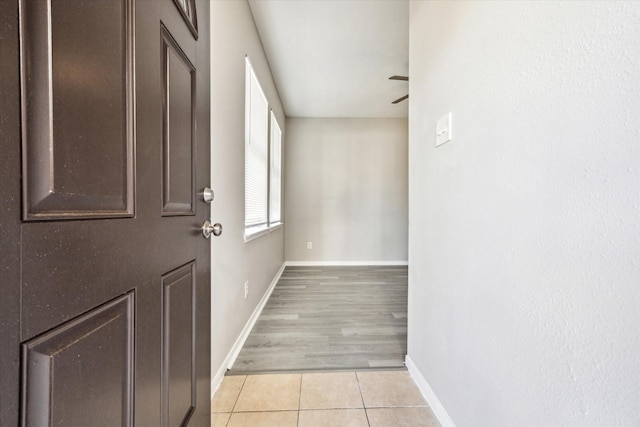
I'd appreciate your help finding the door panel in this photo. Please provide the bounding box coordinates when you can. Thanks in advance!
[21,294,135,427]
[162,262,196,426]
[162,26,196,216]
[0,0,211,425]
[20,0,134,220]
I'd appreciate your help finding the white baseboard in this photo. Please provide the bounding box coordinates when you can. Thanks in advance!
[285,260,408,266]
[211,262,286,398]
[405,355,456,427]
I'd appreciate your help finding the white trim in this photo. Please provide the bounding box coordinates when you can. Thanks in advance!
[244,226,270,242]
[285,260,408,267]
[268,222,283,232]
[405,355,456,427]
[211,262,286,398]
[244,223,284,243]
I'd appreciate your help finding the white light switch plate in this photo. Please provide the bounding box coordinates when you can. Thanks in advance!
[436,112,452,147]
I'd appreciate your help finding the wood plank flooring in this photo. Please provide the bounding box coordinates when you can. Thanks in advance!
[229,266,408,374]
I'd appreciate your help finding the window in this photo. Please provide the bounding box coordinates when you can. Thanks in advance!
[269,112,282,226]
[244,58,283,240]
[245,58,269,234]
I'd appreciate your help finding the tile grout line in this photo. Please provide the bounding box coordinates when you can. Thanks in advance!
[355,371,372,427]
[297,373,303,426]
[227,374,247,424]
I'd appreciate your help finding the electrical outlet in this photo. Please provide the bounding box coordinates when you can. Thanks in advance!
[307,242,312,250]
[244,281,249,299]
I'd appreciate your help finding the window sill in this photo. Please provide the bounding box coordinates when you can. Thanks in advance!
[244,223,283,243]
[269,222,283,232]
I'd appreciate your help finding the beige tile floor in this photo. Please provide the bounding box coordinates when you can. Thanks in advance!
[211,370,441,427]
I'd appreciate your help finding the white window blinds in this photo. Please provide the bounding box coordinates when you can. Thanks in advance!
[245,59,269,229]
[269,112,282,225]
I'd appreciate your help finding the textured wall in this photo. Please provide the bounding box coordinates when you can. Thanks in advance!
[285,118,408,263]
[209,0,285,386]
[408,1,640,425]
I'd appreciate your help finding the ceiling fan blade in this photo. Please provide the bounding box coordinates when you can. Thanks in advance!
[392,94,409,104]
[389,75,409,81]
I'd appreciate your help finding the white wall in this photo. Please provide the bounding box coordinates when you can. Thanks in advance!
[408,2,640,426]
[285,118,408,263]
[210,0,285,387]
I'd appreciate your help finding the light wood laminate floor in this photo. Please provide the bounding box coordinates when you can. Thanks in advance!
[229,266,407,374]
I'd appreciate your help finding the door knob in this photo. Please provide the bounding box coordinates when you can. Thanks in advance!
[202,220,222,238]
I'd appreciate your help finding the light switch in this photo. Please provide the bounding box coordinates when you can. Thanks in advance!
[436,112,452,147]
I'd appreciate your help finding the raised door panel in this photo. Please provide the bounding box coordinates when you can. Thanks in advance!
[21,294,134,427]
[172,0,198,39]
[161,262,196,426]
[20,0,134,220]
[161,26,196,216]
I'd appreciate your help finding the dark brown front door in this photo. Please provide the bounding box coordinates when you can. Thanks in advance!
[0,0,211,425]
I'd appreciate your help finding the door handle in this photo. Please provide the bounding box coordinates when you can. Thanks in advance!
[202,220,222,238]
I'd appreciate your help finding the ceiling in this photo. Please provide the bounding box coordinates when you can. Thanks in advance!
[248,0,409,119]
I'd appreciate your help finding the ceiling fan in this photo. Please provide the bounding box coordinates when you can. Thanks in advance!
[389,75,408,104]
